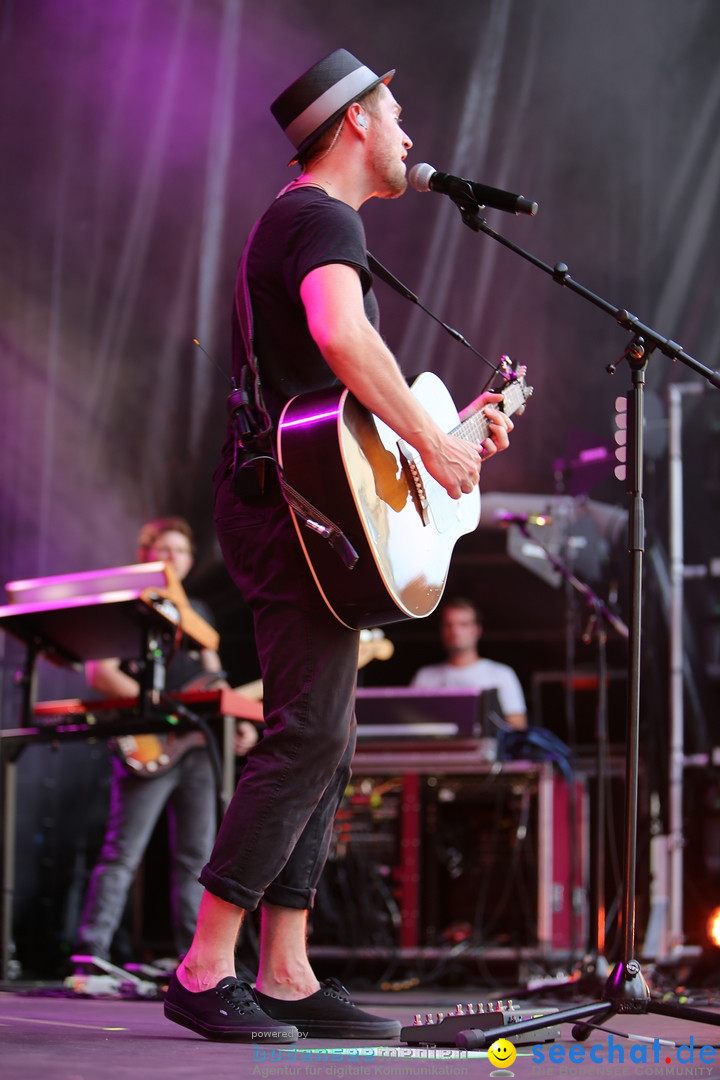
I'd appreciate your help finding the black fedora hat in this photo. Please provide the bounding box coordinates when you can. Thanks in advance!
[271,48,394,165]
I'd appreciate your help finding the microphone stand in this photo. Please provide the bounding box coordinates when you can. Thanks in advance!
[438,188,720,1048]
[515,518,628,993]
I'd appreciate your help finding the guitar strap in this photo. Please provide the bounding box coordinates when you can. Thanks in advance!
[231,219,359,569]
[227,220,275,497]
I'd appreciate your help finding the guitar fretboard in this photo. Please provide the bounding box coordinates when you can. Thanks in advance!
[452,380,528,444]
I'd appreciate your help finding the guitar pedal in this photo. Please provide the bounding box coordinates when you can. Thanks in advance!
[400,1000,560,1047]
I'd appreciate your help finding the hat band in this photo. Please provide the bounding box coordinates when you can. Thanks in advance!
[284,65,379,149]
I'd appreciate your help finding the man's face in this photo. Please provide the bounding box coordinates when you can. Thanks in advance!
[145,529,194,582]
[440,607,481,657]
[365,84,412,198]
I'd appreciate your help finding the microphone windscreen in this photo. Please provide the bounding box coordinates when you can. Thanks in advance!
[408,162,436,192]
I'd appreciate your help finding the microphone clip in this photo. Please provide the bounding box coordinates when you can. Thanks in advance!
[443,177,483,219]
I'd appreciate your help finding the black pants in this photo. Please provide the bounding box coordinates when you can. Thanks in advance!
[201,473,359,911]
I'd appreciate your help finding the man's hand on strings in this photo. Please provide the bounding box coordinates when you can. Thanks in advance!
[458,391,514,460]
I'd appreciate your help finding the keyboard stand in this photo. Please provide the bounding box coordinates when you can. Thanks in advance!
[0,588,197,983]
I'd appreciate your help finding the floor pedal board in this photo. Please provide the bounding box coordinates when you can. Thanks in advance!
[401,999,561,1047]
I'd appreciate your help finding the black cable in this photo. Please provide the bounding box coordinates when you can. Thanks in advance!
[157,696,224,808]
[367,253,500,391]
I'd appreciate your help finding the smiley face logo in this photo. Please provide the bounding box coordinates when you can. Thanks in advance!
[487,1037,517,1070]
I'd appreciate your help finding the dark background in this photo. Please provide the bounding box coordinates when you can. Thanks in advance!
[2,0,720,975]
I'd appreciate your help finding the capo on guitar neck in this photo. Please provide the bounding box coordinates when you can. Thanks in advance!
[497,354,528,386]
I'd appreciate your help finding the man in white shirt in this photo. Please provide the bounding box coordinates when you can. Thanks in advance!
[411,597,527,730]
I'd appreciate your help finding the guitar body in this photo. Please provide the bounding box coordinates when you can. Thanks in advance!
[114,730,207,777]
[277,372,481,629]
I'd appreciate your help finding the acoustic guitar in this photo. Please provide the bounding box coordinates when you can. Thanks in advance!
[277,367,531,629]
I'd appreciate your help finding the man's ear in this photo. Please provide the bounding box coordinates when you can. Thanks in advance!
[347,103,369,135]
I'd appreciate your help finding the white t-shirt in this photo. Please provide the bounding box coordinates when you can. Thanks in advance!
[410,658,526,717]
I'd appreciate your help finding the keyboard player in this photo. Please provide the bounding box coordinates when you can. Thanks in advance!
[411,597,527,731]
[73,516,258,967]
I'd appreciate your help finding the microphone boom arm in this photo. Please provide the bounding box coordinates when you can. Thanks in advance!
[460,212,720,384]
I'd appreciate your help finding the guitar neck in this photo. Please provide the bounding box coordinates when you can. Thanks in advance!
[454,411,491,445]
[453,381,527,445]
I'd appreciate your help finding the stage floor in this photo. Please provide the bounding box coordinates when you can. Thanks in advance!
[2,984,720,1079]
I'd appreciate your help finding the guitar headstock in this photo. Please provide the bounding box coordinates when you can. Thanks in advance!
[358,628,395,669]
[497,355,533,418]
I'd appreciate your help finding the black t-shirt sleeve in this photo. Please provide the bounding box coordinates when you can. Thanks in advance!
[282,196,373,302]
[187,597,217,630]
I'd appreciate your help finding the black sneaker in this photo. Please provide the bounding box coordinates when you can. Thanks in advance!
[164,973,298,1042]
[253,978,401,1040]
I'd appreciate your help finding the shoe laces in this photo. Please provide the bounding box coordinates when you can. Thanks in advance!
[320,977,351,1000]
[216,978,259,1014]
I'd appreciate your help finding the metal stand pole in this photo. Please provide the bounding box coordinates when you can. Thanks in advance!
[666,382,702,954]
[0,638,39,983]
[1,754,17,982]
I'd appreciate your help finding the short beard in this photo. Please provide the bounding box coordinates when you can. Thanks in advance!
[386,173,408,199]
[375,159,408,200]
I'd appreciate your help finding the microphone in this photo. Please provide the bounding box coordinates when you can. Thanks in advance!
[493,510,552,527]
[409,163,538,216]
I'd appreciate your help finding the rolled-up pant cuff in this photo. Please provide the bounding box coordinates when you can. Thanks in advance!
[199,866,264,912]
[199,867,314,912]
[263,883,315,909]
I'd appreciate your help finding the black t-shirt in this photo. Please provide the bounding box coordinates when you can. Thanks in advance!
[231,187,379,432]
[120,597,216,693]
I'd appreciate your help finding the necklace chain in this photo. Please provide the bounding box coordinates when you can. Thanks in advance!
[278,177,330,198]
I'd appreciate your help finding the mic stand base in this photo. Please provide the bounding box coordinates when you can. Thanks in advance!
[457,959,720,1050]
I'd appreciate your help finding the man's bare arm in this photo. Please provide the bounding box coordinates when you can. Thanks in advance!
[85,658,139,698]
[300,264,512,498]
